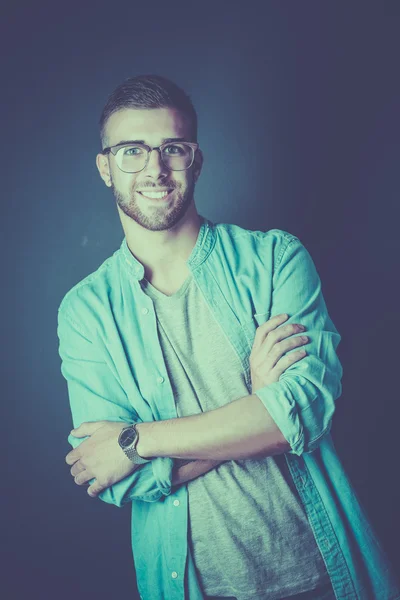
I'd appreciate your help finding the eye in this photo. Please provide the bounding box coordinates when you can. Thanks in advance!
[163,144,184,155]
[123,145,144,156]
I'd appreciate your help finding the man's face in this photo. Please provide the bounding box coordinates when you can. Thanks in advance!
[97,107,203,232]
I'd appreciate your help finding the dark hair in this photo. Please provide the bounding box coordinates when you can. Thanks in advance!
[99,74,198,149]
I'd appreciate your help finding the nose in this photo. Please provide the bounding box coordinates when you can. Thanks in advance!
[142,147,169,177]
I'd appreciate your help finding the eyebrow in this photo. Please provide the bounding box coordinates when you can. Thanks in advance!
[114,137,188,146]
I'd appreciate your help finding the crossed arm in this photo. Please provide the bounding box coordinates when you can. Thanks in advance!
[65,393,290,497]
[61,237,342,503]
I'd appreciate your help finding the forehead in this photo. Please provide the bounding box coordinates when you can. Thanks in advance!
[106,108,191,145]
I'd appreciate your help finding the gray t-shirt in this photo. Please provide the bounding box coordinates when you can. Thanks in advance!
[141,274,330,600]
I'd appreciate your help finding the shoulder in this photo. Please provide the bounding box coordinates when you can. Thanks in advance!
[57,247,121,328]
[213,221,301,268]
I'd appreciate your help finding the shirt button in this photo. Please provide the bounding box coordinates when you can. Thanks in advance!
[157,376,165,384]
[173,499,180,506]
[141,307,149,315]
[171,571,178,579]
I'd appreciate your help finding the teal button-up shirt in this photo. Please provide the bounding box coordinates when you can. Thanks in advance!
[57,217,400,600]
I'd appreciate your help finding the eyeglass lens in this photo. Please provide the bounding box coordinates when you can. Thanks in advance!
[115,143,193,172]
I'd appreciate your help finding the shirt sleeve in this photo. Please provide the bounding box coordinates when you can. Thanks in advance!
[253,235,343,455]
[57,306,174,506]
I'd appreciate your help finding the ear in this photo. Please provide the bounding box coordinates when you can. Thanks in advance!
[96,153,112,187]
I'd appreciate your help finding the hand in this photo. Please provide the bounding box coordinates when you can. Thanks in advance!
[250,313,308,393]
[65,421,142,498]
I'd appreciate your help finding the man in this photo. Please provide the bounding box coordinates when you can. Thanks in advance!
[58,75,400,600]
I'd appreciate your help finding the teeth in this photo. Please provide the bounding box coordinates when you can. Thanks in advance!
[140,191,170,199]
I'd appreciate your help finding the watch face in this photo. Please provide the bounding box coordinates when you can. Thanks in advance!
[120,427,137,448]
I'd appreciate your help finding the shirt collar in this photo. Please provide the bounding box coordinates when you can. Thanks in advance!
[119,215,216,280]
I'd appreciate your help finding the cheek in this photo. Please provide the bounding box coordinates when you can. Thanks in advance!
[129,178,140,193]
[112,169,133,189]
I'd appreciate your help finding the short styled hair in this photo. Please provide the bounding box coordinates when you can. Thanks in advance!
[99,74,198,149]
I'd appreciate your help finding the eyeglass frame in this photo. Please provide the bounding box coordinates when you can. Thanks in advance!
[101,141,200,173]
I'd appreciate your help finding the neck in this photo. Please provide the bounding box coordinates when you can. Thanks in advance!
[121,207,203,280]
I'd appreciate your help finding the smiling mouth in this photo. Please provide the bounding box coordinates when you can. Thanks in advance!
[137,190,173,200]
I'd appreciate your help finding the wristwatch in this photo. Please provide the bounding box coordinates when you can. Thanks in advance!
[118,424,151,464]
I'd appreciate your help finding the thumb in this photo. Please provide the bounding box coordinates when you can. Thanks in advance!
[71,421,104,437]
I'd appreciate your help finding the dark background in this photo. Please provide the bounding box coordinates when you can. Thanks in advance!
[2,1,400,598]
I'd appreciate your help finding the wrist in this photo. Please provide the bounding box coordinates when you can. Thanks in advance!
[135,422,154,459]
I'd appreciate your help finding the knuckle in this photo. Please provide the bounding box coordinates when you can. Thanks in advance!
[266,330,276,344]
[273,313,288,322]
[283,338,295,351]
[273,349,281,359]
[284,323,296,335]
[272,342,280,353]
[296,346,304,354]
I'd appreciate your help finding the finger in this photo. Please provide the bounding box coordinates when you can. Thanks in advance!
[74,470,93,486]
[274,335,309,360]
[272,322,306,345]
[274,336,308,366]
[273,349,307,377]
[254,328,307,370]
[87,480,103,498]
[65,451,80,465]
[252,313,289,350]
[70,461,86,478]
[263,324,306,356]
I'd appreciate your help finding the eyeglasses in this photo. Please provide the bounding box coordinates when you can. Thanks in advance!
[101,141,199,173]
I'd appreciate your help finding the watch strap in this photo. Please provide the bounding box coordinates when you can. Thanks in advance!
[120,424,151,464]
